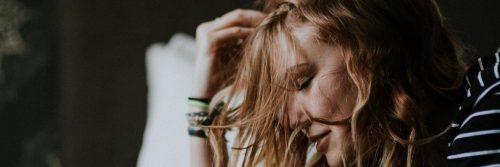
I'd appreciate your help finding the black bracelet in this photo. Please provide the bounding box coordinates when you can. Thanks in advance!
[188,97,211,104]
[188,127,207,138]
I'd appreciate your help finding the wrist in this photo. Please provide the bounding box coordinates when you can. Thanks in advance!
[192,71,217,99]
[190,89,216,99]
[186,97,215,139]
[191,81,218,98]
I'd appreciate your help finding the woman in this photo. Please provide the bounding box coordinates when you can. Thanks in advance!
[186,0,498,166]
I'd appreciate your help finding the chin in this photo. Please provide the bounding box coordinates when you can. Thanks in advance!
[324,145,354,166]
[325,150,343,166]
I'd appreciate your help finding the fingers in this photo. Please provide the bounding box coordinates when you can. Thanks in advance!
[195,9,265,39]
[211,9,266,31]
[211,27,254,46]
[195,9,265,57]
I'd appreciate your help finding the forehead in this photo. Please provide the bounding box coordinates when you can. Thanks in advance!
[274,23,322,67]
[271,22,345,77]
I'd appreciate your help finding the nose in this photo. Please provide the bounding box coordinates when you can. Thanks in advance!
[287,93,312,130]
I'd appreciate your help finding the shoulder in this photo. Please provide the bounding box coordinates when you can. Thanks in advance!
[448,51,500,166]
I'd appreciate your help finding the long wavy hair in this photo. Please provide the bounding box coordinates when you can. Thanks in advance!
[207,0,467,166]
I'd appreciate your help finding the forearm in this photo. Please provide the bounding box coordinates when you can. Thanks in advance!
[188,8,266,166]
[190,137,213,167]
[188,91,214,167]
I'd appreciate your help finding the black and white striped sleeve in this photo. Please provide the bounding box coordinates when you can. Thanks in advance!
[448,52,500,167]
[448,91,500,166]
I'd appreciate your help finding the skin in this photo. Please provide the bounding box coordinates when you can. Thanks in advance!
[192,9,266,167]
[284,23,356,165]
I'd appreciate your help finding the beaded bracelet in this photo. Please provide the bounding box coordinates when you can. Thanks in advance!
[186,99,224,138]
[186,111,210,126]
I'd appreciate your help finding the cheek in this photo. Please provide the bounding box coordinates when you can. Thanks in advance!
[314,74,355,120]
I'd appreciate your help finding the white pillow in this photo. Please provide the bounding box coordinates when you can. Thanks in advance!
[138,33,195,167]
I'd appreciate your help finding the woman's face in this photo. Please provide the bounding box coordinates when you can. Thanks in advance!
[283,23,357,165]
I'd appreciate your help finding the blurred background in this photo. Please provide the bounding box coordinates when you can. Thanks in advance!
[0,0,498,167]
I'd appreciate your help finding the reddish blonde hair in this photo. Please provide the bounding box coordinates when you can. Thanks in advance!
[208,0,466,166]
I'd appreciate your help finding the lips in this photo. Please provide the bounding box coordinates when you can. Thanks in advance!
[308,131,330,152]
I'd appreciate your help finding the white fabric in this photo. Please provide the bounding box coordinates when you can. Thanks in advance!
[138,33,196,167]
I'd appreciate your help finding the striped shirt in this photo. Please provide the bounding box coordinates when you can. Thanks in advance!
[448,51,500,166]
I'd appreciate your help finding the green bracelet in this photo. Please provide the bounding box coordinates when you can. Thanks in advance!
[188,97,211,109]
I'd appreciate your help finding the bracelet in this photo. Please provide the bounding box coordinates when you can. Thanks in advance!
[188,126,207,138]
[186,111,211,126]
[188,97,211,109]
[188,97,211,103]
[186,101,225,138]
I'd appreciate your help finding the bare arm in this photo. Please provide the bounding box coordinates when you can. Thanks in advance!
[189,9,266,167]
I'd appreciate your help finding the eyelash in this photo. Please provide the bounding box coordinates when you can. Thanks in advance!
[298,77,313,91]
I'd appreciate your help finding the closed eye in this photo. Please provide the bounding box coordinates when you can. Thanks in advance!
[284,63,317,91]
[298,77,313,91]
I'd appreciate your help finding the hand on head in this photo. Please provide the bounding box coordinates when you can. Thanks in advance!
[192,9,266,98]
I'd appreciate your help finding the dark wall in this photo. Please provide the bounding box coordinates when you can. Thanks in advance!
[0,0,494,167]
[438,0,500,58]
[0,0,58,167]
[58,0,255,167]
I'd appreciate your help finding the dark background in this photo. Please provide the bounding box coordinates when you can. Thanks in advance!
[0,0,498,167]
[58,0,254,167]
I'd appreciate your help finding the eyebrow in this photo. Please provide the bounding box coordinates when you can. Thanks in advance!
[285,63,315,77]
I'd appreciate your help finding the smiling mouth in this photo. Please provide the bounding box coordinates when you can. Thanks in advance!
[309,131,331,152]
